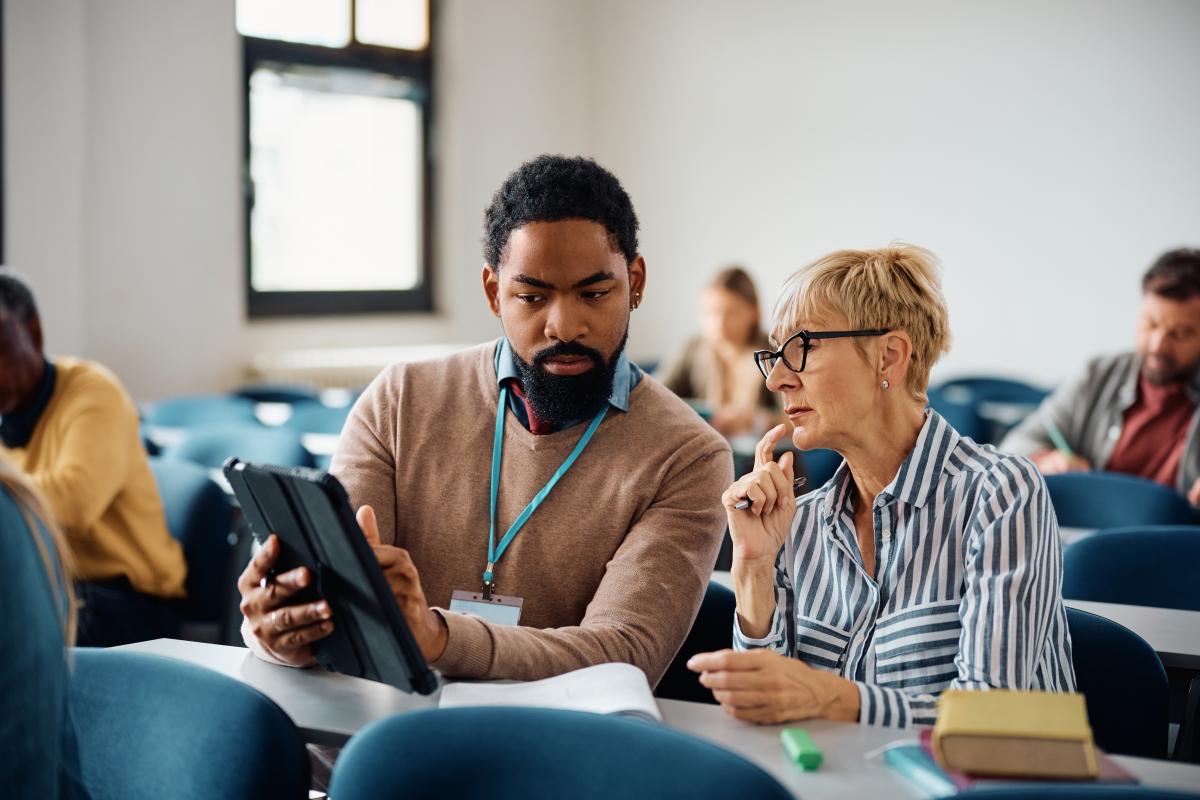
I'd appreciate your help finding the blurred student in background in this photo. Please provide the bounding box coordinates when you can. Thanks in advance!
[0,458,86,798]
[0,268,186,646]
[1002,248,1200,506]
[660,267,778,437]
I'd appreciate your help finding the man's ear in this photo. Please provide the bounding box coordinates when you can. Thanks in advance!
[629,255,647,308]
[482,265,501,317]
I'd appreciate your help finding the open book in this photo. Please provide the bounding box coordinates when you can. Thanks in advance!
[438,662,662,723]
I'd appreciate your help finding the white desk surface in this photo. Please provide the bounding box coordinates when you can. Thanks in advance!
[117,639,1200,797]
[1065,600,1200,671]
[709,572,1200,672]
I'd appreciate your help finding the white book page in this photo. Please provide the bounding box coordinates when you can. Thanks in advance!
[439,662,662,722]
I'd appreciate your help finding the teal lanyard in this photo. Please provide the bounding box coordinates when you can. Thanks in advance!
[485,385,608,594]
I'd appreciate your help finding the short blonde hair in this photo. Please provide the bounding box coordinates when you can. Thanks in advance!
[771,243,951,402]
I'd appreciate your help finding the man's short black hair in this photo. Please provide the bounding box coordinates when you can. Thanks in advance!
[483,155,639,269]
[1143,248,1200,301]
[0,268,40,322]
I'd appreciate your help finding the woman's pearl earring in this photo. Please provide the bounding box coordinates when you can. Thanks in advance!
[881,379,890,390]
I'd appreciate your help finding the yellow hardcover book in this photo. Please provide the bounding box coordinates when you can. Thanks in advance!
[932,690,1099,780]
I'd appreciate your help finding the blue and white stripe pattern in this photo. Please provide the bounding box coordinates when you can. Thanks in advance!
[734,410,1077,727]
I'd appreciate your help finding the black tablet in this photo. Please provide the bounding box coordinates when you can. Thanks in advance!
[223,458,438,695]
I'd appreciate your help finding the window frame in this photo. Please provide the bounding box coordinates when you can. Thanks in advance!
[241,2,435,318]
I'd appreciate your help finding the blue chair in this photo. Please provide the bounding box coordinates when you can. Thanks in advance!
[1067,607,1169,759]
[933,376,1049,407]
[329,707,791,800]
[140,427,162,456]
[958,787,1199,799]
[656,581,736,704]
[148,458,235,631]
[234,383,320,405]
[69,649,308,799]
[1045,473,1199,530]
[927,388,992,443]
[163,424,315,469]
[799,448,843,489]
[142,395,260,428]
[1063,526,1200,612]
[931,378,1048,443]
[282,403,351,435]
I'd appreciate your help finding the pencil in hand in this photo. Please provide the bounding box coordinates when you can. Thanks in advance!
[1041,418,1076,459]
[734,477,808,510]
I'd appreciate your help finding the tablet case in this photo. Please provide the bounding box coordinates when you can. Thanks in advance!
[224,458,438,695]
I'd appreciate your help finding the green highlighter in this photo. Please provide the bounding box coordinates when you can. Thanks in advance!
[780,728,823,771]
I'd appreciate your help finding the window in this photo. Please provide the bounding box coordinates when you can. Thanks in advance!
[239,0,432,317]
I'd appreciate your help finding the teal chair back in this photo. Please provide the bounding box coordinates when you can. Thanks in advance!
[329,707,791,800]
[163,424,314,469]
[69,649,308,800]
[282,403,351,435]
[1063,526,1200,612]
[799,448,843,489]
[148,457,235,624]
[143,395,259,428]
[1045,473,1199,529]
[926,389,991,443]
[656,581,736,703]
[234,383,320,405]
[933,376,1049,407]
[1066,608,1169,759]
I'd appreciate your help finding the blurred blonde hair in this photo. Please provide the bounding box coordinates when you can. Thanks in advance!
[0,456,77,645]
[771,243,951,402]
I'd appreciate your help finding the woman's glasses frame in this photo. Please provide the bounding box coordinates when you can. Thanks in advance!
[753,328,891,379]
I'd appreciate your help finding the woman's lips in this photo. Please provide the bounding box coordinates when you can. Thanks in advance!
[542,356,593,376]
[785,406,812,419]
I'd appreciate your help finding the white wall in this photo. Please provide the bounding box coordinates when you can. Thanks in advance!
[6,0,1200,397]
[3,0,86,355]
[592,0,1200,385]
[6,0,592,400]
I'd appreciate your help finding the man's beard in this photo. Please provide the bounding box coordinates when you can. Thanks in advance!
[513,330,628,427]
[1142,354,1199,386]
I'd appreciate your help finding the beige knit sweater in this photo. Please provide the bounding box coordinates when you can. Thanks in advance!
[330,341,732,684]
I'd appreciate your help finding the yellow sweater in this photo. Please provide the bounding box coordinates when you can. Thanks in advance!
[1,357,186,598]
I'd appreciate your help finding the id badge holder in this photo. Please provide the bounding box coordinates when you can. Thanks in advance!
[449,590,524,626]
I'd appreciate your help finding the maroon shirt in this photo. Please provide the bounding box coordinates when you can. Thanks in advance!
[1105,375,1196,487]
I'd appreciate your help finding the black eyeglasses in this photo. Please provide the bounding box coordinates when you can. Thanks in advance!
[753,328,890,378]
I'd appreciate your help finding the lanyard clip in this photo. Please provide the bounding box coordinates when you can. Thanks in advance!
[482,562,495,600]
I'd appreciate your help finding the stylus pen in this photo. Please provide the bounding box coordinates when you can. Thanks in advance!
[1041,418,1076,460]
[734,477,807,510]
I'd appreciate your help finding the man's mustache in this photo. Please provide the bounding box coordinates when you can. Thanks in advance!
[533,341,605,369]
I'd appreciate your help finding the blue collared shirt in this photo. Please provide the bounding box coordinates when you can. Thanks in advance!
[734,410,1077,728]
[494,337,641,432]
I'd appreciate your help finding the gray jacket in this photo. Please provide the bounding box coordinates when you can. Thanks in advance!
[1000,352,1200,499]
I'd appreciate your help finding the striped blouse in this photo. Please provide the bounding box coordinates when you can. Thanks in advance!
[733,410,1077,727]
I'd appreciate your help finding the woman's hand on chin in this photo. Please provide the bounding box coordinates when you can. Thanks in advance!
[724,423,797,569]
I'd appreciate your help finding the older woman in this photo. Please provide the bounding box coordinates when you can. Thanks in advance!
[688,244,1076,727]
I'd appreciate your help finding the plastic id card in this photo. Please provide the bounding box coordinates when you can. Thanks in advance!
[449,590,524,626]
